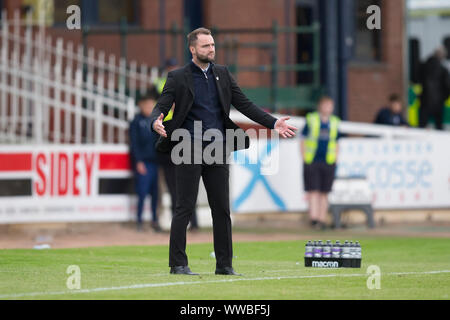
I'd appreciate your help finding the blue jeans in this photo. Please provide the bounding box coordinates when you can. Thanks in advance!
[134,161,159,224]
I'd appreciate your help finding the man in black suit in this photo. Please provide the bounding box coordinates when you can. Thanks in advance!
[150,28,297,276]
[419,47,450,130]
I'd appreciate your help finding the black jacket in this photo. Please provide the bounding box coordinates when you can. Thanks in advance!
[129,113,159,163]
[149,62,278,153]
[420,57,450,111]
[374,107,409,127]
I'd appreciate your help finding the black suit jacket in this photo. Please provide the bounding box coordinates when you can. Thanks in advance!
[149,62,278,153]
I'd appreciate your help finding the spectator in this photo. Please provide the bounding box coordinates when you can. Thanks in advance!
[301,96,341,230]
[129,87,162,232]
[419,47,450,130]
[374,94,409,127]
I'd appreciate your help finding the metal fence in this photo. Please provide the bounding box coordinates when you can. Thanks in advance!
[82,20,322,111]
[0,10,159,145]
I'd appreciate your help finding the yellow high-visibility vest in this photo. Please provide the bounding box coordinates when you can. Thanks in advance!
[154,77,166,95]
[304,112,340,165]
[153,76,173,122]
[164,110,174,122]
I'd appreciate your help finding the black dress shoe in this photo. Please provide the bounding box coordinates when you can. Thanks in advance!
[170,266,199,275]
[215,267,243,276]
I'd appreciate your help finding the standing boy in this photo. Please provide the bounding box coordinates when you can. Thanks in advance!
[129,87,162,232]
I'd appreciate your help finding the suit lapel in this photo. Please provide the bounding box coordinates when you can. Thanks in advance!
[211,65,228,114]
[184,64,195,98]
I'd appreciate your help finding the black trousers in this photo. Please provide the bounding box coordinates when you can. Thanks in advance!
[419,106,444,130]
[169,161,232,268]
[161,163,198,228]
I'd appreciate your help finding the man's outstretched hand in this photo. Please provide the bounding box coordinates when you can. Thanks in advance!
[274,117,298,138]
[152,113,167,138]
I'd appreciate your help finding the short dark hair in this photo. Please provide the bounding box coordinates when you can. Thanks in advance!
[187,27,212,47]
[389,93,400,102]
[318,95,334,106]
[138,86,160,104]
[165,57,178,68]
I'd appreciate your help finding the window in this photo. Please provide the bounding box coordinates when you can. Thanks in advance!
[353,0,382,62]
[409,38,421,83]
[296,4,316,84]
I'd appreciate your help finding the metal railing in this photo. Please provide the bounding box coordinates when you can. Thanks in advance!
[229,110,450,139]
[82,20,322,111]
[0,10,159,145]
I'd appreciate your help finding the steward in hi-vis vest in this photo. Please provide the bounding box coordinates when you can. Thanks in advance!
[303,112,340,165]
[301,96,341,230]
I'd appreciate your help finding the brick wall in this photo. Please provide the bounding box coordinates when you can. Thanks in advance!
[3,0,184,67]
[3,0,406,123]
[347,0,406,123]
[204,0,296,87]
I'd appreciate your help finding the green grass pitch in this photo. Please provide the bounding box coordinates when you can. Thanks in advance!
[0,237,449,300]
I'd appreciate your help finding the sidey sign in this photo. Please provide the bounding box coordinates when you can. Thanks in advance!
[34,152,97,197]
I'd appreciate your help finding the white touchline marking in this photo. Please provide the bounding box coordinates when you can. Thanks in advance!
[0,270,449,299]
